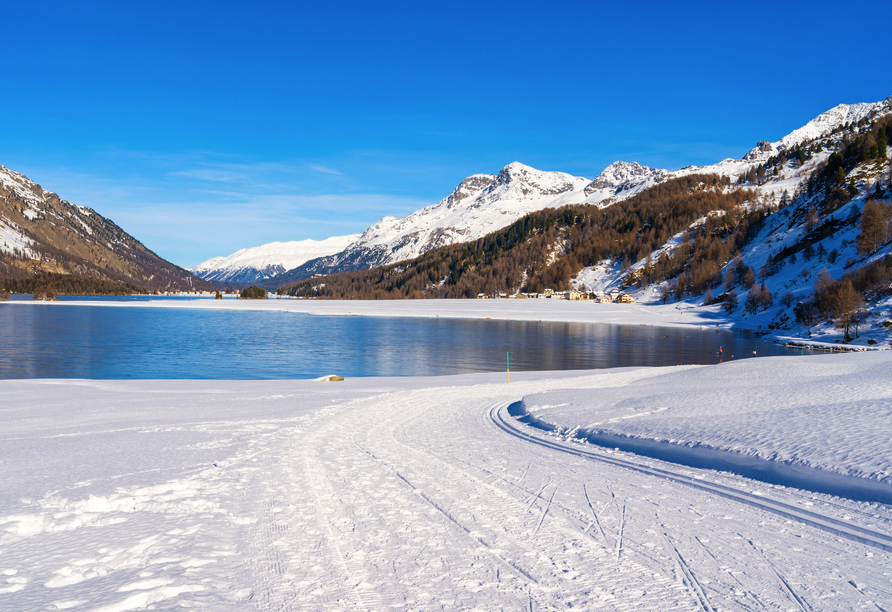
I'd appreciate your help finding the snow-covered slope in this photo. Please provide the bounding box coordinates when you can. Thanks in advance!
[192,235,360,283]
[571,97,892,349]
[342,163,589,265]
[0,164,213,292]
[0,165,51,259]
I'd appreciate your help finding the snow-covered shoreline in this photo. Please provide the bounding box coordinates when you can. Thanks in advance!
[1,296,733,329]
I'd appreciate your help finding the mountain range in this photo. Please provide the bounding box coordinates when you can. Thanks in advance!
[274,96,892,349]
[2,95,889,305]
[192,235,360,284]
[194,97,891,288]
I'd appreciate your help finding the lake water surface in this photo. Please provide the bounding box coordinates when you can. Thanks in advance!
[0,299,814,379]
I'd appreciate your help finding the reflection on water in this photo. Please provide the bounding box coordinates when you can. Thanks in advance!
[0,304,815,379]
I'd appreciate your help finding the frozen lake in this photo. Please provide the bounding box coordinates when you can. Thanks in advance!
[0,299,811,379]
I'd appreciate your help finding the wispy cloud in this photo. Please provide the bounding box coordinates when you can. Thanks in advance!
[14,147,461,267]
[169,168,249,183]
[309,164,342,175]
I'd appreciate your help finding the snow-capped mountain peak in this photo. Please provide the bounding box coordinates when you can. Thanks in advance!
[744,97,892,161]
[215,96,892,291]
[584,161,669,195]
[443,174,496,209]
[340,164,591,261]
[491,161,585,198]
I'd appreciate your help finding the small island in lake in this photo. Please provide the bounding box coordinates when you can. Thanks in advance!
[239,285,267,299]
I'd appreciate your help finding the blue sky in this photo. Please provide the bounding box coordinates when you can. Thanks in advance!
[1,1,890,268]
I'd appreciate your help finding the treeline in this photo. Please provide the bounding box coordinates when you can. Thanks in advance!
[279,174,764,299]
[0,273,148,297]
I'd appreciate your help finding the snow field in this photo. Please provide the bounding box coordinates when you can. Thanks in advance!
[522,352,892,485]
[2,361,892,610]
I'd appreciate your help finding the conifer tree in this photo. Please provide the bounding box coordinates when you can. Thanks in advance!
[835,280,865,339]
[760,283,773,309]
[857,199,889,254]
[723,267,734,292]
[723,290,738,314]
[744,289,760,315]
[836,167,846,186]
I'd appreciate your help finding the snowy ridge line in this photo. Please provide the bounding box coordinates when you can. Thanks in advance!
[490,402,892,553]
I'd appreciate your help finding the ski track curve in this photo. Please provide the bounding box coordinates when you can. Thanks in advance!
[240,383,892,611]
[490,402,892,554]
